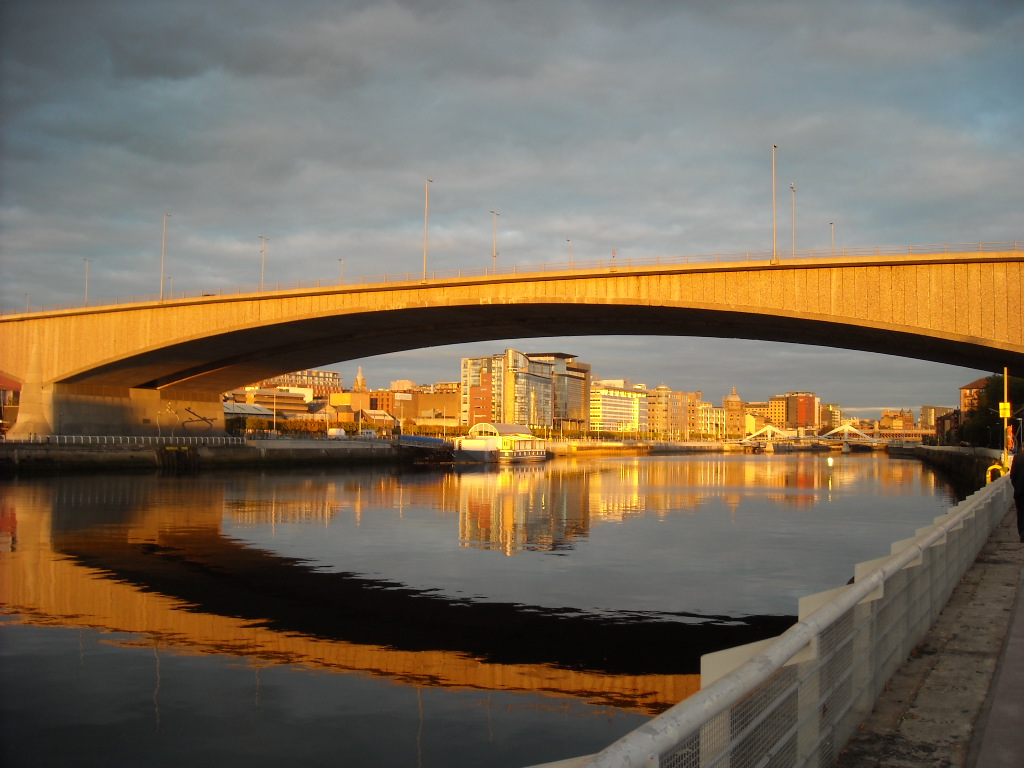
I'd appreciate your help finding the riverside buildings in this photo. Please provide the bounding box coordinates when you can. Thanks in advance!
[219,360,956,445]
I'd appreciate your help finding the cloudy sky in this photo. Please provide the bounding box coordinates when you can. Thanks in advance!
[2,0,1021,416]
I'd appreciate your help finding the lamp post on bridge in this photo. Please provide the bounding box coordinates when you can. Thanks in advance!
[771,144,778,264]
[567,238,573,269]
[338,258,344,285]
[790,182,797,257]
[490,210,500,273]
[258,235,270,291]
[159,212,171,301]
[423,178,433,281]
[831,221,835,256]
[83,258,92,306]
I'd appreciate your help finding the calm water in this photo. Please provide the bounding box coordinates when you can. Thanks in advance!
[0,453,956,767]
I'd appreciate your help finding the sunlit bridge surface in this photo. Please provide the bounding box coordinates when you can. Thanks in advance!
[3,244,1021,438]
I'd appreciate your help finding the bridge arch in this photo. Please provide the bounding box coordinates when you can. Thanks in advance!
[2,249,1022,435]
[59,300,1019,394]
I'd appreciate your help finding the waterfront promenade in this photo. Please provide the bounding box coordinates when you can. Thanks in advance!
[837,507,1023,767]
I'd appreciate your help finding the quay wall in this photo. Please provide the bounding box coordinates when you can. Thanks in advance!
[909,445,1007,491]
[0,439,400,475]
[1,439,1005,486]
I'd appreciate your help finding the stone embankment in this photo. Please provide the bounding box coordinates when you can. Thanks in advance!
[908,444,1010,491]
[2,437,726,474]
[0,438,400,475]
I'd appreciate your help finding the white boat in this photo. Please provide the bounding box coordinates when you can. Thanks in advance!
[498,439,549,463]
[453,423,548,464]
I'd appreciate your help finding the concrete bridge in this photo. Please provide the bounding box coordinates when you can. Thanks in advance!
[2,244,1022,436]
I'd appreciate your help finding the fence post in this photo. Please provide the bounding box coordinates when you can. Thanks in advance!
[797,659,822,767]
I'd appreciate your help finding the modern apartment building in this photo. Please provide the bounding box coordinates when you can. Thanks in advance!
[527,353,591,434]
[590,381,649,434]
[785,391,819,430]
[460,349,558,429]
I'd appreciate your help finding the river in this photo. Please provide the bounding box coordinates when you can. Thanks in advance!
[0,452,957,767]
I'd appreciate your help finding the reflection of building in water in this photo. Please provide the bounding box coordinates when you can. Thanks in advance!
[456,466,591,554]
[0,484,695,714]
[587,461,646,519]
[0,501,15,553]
[197,457,925,546]
[453,456,878,540]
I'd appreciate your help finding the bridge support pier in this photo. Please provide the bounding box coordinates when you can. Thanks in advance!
[7,379,54,438]
[8,383,226,438]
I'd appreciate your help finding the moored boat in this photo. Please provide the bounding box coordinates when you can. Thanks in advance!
[453,423,548,464]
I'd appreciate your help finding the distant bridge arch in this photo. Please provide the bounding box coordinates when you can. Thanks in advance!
[2,247,1022,435]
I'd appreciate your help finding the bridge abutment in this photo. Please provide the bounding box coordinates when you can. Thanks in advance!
[8,380,55,438]
[10,384,226,437]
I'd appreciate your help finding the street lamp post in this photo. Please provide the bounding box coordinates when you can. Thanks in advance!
[1002,366,1010,468]
[338,258,345,285]
[258,235,270,291]
[567,238,573,268]
[423,178,434,280]
[490,210,500,273]
[790,182,796,257]
[771,145,778,264]
[830,221,835,256]
[159,213,171,300]
[83,258,93,306]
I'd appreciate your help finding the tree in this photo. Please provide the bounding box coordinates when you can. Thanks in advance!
[959,374,1024,447]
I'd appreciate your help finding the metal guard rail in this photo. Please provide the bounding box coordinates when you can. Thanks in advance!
[1,435,245,446]
[5,241,1021,316]
[565,475,1012,768]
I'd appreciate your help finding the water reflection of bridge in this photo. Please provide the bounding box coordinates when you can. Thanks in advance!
[0,458,935,714]
[2,479,706,714]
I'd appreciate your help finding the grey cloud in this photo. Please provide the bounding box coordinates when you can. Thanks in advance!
[2,0,1018,414]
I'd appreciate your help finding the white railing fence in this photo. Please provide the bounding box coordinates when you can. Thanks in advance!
[1,434,244,446]
[543,475,1012,768]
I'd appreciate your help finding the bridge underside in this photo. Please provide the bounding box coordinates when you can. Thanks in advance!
[8,300,1018,437]
[63,303,1014,395]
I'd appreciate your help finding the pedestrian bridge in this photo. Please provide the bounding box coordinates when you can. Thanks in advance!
[2,243,1022,435]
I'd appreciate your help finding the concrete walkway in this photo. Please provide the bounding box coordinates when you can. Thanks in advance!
[836,507,1023,767]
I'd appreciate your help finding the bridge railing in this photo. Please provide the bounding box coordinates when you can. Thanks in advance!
[4,241,1021,317]
[1,434,245,446]
[536,472,1012,768]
